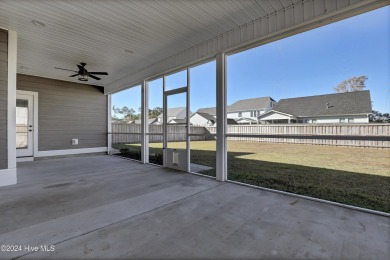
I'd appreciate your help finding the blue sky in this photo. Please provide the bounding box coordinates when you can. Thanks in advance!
[112,6,390,116]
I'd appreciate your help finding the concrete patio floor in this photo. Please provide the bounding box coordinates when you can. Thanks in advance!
[0,155,388,259]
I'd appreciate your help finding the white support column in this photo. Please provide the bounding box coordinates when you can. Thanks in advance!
[162,75,167,167]
[0,30,17,187]
[216,53,227,182]
[141,80,149,164]
[107,94,112,154]
[186,68,191,172]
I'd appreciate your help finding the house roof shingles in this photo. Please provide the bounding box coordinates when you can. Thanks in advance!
[197,107,216,115]
[168,119,187,124]
[157,107,185,118]
[270,91,372,117]
[197,96,274,115]
[228,97,275,112]
[195,112,216,123]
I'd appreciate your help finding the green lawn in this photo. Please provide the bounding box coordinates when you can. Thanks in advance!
[113,141,390,213]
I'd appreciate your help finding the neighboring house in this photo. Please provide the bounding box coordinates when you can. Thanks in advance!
[196,97,275,124]
[258,91,372,124]
[133,118,158,125]
[112,118,134,124]
[167,118,189,125]
[156,107,187,124]
[227,118,238,125]
[190,112,216,126]
[227,97,275,122]
[235,117,258,124]
[197,107,216,116]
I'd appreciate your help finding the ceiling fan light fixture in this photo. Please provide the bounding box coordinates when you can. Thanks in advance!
[78,74,88,81]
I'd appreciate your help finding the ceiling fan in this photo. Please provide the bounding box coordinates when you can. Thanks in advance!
[55,62,108,81]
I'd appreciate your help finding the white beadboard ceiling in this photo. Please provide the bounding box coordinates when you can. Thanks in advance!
[0,0,296,86]
[0,0,387,90]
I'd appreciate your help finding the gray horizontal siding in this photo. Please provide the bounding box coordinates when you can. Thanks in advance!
[17,74,107,151]
[0,61,7,72]
[0,28,7,169]
[0,42,7,52]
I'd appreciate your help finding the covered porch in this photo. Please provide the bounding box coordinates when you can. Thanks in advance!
[0,1,389,259]
[0,155,388,259]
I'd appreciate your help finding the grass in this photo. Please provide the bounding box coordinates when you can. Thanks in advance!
[113,141,390,213]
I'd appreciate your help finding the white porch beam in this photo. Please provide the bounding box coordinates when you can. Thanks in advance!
[186,67,190,173]
[107,94,112,154]
[141,80,149,164]
[216,53,227,182]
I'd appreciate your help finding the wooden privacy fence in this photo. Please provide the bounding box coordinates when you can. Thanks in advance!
[206,124,390,148]
[112,123,390,148]
[111,124,208,143]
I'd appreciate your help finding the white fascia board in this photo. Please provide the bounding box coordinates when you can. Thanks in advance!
[297,113,370,118]
[258,110,294,119]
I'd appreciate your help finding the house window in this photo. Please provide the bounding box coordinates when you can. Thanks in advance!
[250,111,253,117]
[340,118,346,123]
[312,119,317,123]
[348,118,354,123]
[238,112,242,117]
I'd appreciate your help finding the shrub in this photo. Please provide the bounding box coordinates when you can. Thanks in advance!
[150,153,163,165]
[120,148,130,154]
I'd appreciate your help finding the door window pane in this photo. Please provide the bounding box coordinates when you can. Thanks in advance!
[16,99,28,149]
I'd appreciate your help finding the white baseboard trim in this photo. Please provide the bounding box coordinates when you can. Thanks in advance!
[35,147,108,157]
[0,168,17,187]
[17,157,34,162]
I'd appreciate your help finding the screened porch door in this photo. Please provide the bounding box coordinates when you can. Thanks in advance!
[163,87,189,172]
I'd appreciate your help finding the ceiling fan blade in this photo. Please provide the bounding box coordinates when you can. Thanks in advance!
[89,72,108,75]
[69,74,79,77]
[89,74,101,80]
[55,67,77,72]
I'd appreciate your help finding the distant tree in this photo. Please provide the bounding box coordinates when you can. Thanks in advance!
[112,105,122,120]
[334,76,368,93]
[112,105,137,122]
[149,107,163,118]
[112,106,163,122]
[369,110,390,123]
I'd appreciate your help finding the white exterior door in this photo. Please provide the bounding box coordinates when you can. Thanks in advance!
[16,93,34,157]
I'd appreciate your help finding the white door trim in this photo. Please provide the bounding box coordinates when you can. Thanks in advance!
[16,90,38,158]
